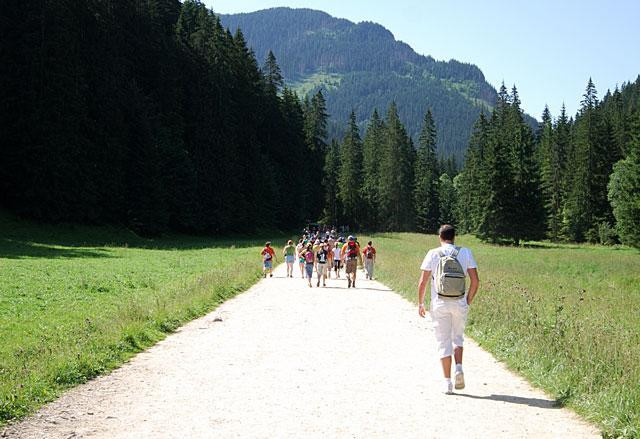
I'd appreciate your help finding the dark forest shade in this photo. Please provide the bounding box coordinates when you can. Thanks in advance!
[0,0,327,234]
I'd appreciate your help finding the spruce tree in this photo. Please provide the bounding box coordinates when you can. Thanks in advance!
[323,139,342,226]
[337,111,364,228]
[414,109,440,233]
[378,102,415,231]
[608,111,640,247]
[361,109,384,230]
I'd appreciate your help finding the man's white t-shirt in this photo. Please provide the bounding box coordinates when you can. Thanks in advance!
[332,247,342,260]
[420,243,477,309]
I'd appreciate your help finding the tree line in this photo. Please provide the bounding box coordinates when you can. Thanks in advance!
[1,1,638,246]
[455,79,640,247]
[0,0,328,234]
[322,77,639,248]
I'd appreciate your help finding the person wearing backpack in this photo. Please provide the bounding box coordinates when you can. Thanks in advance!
[362,241,377,280]
[341,236,362,288]
[261,242,277,278]
[417,225,479,395]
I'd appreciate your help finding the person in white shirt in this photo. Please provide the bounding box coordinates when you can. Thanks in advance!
[332,242,343,279]
[417,224,479,394]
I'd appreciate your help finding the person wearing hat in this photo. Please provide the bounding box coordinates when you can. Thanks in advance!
[417,224,479,394]
[261,242,277,278]
[341,235,362,288]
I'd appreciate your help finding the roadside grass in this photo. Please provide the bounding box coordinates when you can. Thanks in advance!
[0,212,290,424]
[366,232,640,438]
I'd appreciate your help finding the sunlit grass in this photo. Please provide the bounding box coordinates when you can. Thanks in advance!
[0,213,288,424]
[366,232,640,438]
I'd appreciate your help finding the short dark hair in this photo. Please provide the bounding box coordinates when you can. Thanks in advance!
[438,224,456,241]
[367,241,372,245]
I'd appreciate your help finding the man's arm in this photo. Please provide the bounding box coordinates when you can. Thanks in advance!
[466,268,479,305]
[418,270,430,318]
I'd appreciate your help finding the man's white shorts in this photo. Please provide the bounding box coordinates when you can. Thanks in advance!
[430,298,468,358]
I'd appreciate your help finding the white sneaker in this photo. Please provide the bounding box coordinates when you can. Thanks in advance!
[454,372,465,390]
[444,381,453,395]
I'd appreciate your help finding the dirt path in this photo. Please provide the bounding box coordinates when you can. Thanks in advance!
[4,263,599,438]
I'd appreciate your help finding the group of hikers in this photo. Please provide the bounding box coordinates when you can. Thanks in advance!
[260,228,377,289]
[261,224,480,395]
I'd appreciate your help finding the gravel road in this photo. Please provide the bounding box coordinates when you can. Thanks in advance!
[4,263,599,438]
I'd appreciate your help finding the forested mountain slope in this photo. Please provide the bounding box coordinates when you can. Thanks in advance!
[219,7,535,159]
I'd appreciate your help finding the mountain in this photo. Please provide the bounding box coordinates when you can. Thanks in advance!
[219,7,529,160]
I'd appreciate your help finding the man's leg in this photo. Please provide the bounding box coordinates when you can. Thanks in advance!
[452,303,468,389]
[440,355,452,379]
[432,305,454,393]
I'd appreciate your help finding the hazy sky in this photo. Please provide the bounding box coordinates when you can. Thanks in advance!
[207,0,640,120]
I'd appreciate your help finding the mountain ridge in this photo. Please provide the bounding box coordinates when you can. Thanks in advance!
[219,7,533,159]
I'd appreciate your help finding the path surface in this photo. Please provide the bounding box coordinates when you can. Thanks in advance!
[4,264,599,438]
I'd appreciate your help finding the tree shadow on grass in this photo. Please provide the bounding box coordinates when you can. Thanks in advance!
[455,393,562,409]
[0,239,113,260]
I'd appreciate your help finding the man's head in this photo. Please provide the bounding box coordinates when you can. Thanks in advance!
[367,241,372,246]
[438,224,456,243]
[348,235,355,242]
[265,241,271,247]
[287,240,292,245]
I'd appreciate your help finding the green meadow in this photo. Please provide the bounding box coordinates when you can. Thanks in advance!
[367,233,640,438]
[0,213,285,424]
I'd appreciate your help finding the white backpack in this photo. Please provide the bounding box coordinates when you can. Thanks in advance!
[434,247,466,298]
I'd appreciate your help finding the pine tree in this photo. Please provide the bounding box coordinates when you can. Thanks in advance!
[456,114,489,234]
[262,50,283,96]
[323,139,342,226]
[539,105,565,241]
[438,174,457,225]
[378,102,415,231]
[361,109,384,229]
[414,109,440,233]
[608,111,640,247]
[337,111,364,228]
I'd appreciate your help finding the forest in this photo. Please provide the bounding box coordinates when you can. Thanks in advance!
[325,77,640,247]
[1,0,327,234]
[1,1,638,247]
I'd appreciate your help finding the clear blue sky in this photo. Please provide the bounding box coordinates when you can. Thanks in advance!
[207,0,640,120]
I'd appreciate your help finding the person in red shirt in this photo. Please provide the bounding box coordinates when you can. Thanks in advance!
[261,242,277,278]
[362,241,377,280]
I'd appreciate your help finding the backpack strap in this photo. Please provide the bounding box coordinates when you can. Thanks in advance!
[452,246,461,258]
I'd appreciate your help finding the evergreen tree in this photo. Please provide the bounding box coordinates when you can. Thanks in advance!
[337,111,364,228]
[323,139,342,226]
[539,105,566,241]
[608,112,640,247]
[361,109,385,229]
[414,109,440,233]
[378,102,415,231]
[438,174,457,226]
[456,114,489,234]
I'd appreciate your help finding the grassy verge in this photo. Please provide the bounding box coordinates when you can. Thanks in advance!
[0,213,289,424]
[365,232,639,438]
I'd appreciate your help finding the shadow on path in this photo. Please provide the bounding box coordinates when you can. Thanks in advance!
[455,393,561,409]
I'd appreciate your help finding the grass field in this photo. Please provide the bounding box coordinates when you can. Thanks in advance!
[366,233,640,438]
[0,213,287,424]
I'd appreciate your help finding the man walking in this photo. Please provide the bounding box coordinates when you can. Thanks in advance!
[362,241,376,280]
[417,225,479,394]
[341,235,361,288]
